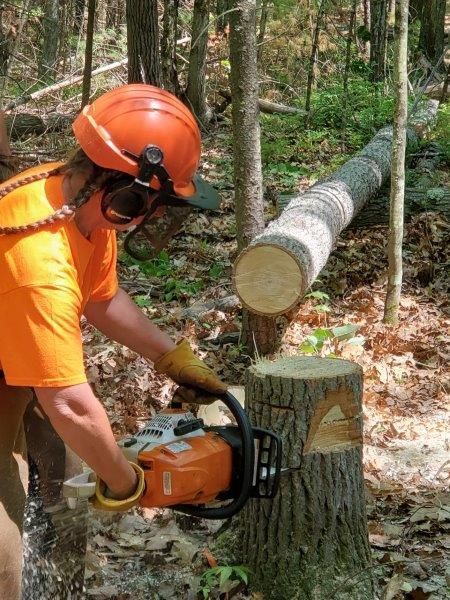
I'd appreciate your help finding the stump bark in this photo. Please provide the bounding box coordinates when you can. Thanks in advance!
[238,356,373,600]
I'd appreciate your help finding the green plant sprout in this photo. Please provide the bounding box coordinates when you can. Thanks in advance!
[299,323,365,357]
[198,565,250,599]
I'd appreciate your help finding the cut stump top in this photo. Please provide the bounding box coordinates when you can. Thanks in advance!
[252,356,362,379]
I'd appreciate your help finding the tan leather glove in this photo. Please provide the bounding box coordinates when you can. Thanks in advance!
[92,462,146,512]
[154,339,227,396]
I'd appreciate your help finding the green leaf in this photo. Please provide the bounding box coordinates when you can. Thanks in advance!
[312,328,333,342]
[331,324,359,340]
[306,290,330,301]
[314,304,331,313]
[219,566,233,588]
[299,342,317,354]
[133,295,152,308]
[232,566,249,584]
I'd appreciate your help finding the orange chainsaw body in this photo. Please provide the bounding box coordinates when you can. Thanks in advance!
[137,431,233,508]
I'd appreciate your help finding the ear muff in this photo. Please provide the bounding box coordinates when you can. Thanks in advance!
[101,177,148,225]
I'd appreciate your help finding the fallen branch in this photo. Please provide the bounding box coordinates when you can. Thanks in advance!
[219,89,305,115]
[4,37,193,112]
[5,59,128,112]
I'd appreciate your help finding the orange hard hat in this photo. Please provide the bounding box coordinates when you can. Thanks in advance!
[72,84,202,199]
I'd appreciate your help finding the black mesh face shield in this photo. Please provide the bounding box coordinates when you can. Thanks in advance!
[102,145,220,261]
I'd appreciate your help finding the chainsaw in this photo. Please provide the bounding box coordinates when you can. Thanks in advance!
[63,391,282,519]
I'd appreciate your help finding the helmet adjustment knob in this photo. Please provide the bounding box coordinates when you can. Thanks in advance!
[144,145,164,166]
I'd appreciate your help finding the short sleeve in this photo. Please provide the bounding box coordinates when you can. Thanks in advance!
[0,285,87,387]
[89,230,119,302]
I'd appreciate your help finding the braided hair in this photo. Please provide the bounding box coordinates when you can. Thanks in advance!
[0,149,120,235]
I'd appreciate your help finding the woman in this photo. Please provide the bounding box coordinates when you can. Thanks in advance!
[0,84,226,599]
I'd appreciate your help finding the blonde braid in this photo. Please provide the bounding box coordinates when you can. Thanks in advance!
[0,168,117,236]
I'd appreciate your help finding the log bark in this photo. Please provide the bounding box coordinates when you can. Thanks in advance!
[237,356,372,599]
[5,113,73,139]
[219,89,304,115]
[232,100,439,316]
[277,187,450,227]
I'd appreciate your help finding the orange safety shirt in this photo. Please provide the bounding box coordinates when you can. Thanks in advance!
[0,163,118,387]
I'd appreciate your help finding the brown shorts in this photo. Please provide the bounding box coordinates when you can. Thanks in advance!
[0,378,87,599]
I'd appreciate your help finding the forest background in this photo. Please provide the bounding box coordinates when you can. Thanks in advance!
[0,1,449,599]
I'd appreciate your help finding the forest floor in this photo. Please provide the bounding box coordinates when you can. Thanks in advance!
[80,126,449,600]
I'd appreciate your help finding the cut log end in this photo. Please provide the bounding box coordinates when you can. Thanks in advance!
[233,245,303,315]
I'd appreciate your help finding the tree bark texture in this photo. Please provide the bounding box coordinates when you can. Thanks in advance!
[186,0,210,127]
[418,0,446,66]
[161,0,180,94]
[39,0,60,82]
[384,0,409,324]
[278,187,450,228]
[126,0,161,85]
[73,0,86,34]
[232,100,439,316]
[304,0,325,118]
[369,0,389,81]
[229,0,264,251]
[81,0,96,108]
[216,0,231,34]
[238,357,373,599]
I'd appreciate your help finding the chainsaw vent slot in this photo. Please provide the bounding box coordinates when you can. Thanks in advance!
[133,411,204,446]
[250,428,282,500]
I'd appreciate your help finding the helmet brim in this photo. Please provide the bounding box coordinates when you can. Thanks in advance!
[180,175,221,210]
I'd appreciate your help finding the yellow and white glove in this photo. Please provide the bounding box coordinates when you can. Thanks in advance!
[93,462,146,512]
[154,339,227,403]
[63,462,146,512]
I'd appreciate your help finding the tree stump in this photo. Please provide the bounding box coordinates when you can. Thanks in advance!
[238,356,373,600]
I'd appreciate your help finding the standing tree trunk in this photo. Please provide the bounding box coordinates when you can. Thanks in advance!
[73,0,86,34]
[216,0,231,34]
[81,0,96,108]
[0,5,10,79]
[238,357,373,599]
[370,0,389,81]
[341,0,357,150]
[39,0,60,82]
[161,0,180,94]
[418,0,446,67]
[186,0,210,127]
[384,0,409,323]
[304,0,326,121]
[362,0,371,58]
[229,0,277,355]
[126,0,161,85]
[256,0,270,62]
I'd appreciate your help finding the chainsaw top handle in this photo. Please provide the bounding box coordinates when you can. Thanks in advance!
[172,390,254,520]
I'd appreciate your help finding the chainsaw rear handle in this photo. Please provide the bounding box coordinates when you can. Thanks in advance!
[172,390,254,519]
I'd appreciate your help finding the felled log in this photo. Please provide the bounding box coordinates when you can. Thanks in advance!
[237,357,373,599]
[349,188,450,228]
[277,187,450,227]
[232,100,439,316]
[219,89,305,115]
[6,112,73,139]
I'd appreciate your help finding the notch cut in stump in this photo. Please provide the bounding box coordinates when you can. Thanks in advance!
[238,356,373,600]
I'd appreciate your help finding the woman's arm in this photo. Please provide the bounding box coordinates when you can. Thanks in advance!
[84,287,175,361]
[34,383,137,499]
